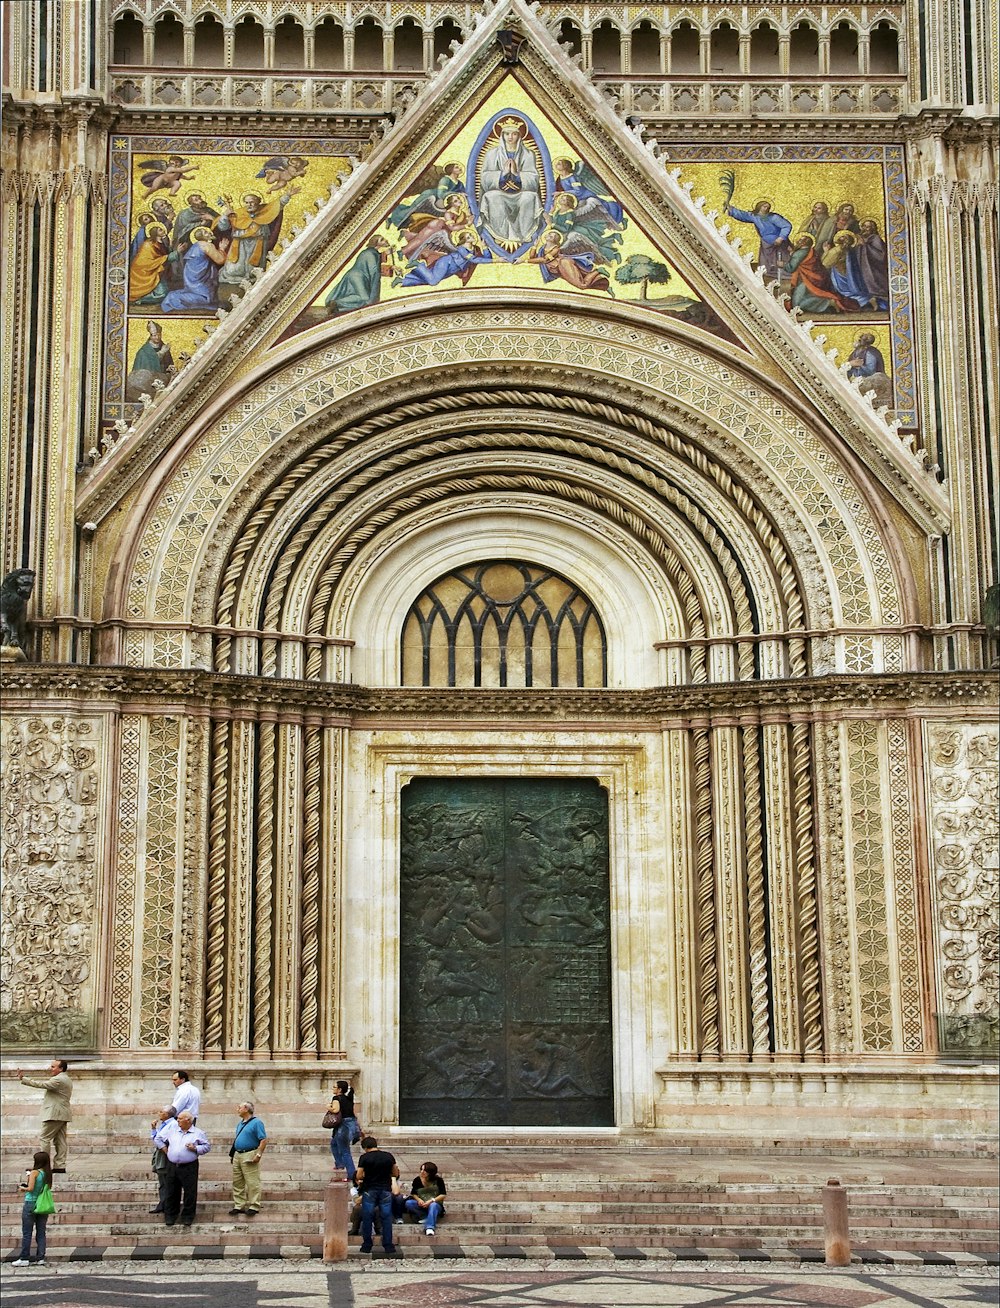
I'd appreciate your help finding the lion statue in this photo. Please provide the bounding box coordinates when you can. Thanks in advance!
[0,568,36,658]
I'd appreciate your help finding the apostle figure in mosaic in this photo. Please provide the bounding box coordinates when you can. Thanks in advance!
[784,235,853,314]
[128,222,171,304]
[161,226,225,313]
[855,218,890,311]
[214,190,298,306]
[325,237,395,314]
[725,197,792,280]
[821,230,871,310]
[797,200,836,250]
[172,192,221,255]
[847,332,893,407]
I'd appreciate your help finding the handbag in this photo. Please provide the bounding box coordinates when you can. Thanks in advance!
[34,1184,55,1216]
[322,1100,343,1130]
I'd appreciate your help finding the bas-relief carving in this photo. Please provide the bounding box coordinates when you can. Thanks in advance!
[926,721,1000,1054]
[0,715,105,1048]
[846,721,895,1051]
[140,716,182,1048]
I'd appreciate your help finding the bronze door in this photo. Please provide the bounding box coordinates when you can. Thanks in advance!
[399,777,613,1126]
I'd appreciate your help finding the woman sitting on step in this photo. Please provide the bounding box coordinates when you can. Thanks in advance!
[402,1161,447,1236]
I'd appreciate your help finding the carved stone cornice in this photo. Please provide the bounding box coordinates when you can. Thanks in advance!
[0,94,116,136]
[0,166,109,205]
[1,667,994,722]
[106,106,387,141]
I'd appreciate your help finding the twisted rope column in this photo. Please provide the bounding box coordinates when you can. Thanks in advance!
[742,720,771,1055]
[692,724,720,1056]
[298,721,323,1052]
[203,717,230,1051]
[252,719,276,1052]
[791,720,823,1054]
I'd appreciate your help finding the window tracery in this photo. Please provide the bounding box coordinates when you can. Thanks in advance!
[401,561,608,689]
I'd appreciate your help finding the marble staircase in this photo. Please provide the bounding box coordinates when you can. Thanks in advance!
[2,1136,996,1263]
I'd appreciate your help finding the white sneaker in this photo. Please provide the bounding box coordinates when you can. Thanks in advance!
[11,1259,29,1267]
[34,1260,46,1267]
[425,1227,435,1236]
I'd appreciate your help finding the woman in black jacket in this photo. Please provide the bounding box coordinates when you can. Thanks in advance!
[329,1079,361,1182]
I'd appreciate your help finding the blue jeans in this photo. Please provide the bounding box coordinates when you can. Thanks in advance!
[19,1204,48,1260]
[405,1197,443,1229]
[329,1120,357,1179]
[360,1187,395,1251]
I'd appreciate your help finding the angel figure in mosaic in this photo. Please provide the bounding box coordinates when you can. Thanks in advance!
[397,192,472,265]
[388,162,466,232]
[525,229,614,295]
[541,191,624,266]
[395,226,491,289]
[138,154,200,198]
[552,156,625,229]
[255,155,310,192]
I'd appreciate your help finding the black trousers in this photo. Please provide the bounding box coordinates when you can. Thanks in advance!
[163,1159,199,1220]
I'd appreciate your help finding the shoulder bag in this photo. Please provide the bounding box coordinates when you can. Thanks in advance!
[35,1183,55,1216]
[322,1099,343,1130]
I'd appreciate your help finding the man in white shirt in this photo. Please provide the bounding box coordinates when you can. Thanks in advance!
[154,1110,211,1226]
[171,1070,201,1122]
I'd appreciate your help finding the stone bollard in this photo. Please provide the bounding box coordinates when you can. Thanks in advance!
[323,1168,350,1262]
[822,1177,851,1266]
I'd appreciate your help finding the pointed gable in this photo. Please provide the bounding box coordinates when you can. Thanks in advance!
[83,0,946,535]
[281,76,737,346]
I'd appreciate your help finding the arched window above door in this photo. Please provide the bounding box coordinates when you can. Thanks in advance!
[401,560,607,688]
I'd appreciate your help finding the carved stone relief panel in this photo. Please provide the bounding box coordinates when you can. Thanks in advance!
[925,721,999,1055]
[0,714,107,1049]
[844,720,895,1051]
[140,716,182,1048]
[109,715,142,1048]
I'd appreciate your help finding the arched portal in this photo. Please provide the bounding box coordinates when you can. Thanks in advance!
[91,297,924,1126]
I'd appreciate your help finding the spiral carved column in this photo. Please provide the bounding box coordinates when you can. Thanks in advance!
[692,724,720,1056]
[203,717,231,1052]
[742,720,771,1055]
[298,720,324,1052]
[252,718,277,1052]
[791,720,824,1055]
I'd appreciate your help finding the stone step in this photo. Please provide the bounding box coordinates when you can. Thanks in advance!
[6,1228,997,1254]
[2,1125,994,1160]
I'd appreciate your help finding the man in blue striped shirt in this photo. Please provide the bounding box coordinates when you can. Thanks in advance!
[153,1110,211,1227]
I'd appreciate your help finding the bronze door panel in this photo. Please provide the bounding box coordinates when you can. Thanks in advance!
[399,777,613,1126]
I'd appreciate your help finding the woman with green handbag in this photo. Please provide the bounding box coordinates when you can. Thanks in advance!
[12,1150,54,1266]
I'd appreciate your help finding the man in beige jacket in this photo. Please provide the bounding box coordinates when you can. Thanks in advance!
[16,1059,73,1171]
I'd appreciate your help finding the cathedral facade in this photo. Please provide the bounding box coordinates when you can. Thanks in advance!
[1,0,996,1139]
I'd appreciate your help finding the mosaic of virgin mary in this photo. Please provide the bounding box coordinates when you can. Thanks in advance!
[470,112,552,257]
